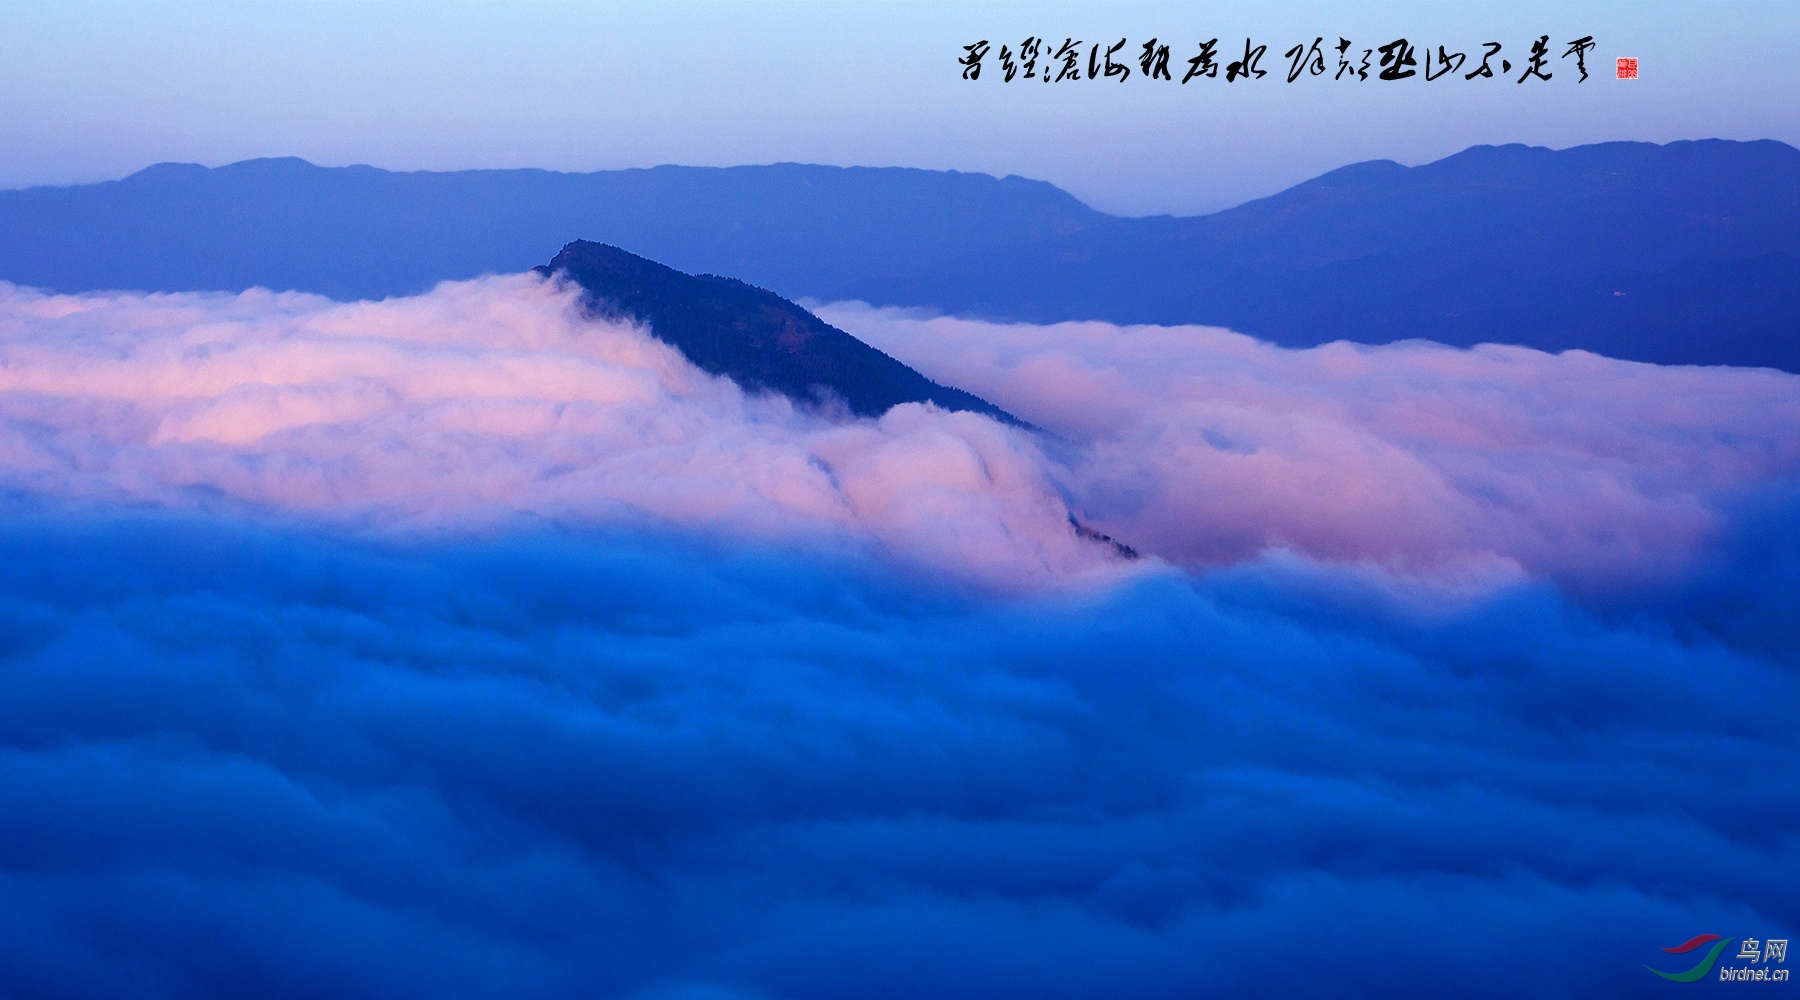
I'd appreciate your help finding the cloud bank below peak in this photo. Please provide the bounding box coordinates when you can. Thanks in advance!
[0,273,1797,595]
[0,274,1114,590]
[823,301,1800,593]
[0,272,1795,997]
[0,511,1792,999]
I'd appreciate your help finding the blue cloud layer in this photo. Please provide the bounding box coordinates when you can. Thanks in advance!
[0,503,1792,998]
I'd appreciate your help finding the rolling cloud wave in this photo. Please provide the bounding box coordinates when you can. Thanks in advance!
[0,275,1793,997]
[5,275,1796,594]
[0,277,1116,590]
[822,302,1800,592]
[0,513,1792,998]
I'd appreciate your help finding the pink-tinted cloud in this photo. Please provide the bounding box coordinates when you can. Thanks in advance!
[820,303,1800,589]
[2,273,1794,593]
[0,277,1119,590]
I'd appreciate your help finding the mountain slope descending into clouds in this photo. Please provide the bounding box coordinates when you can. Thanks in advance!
[1,141,1795,369]
[537,241,1015,423]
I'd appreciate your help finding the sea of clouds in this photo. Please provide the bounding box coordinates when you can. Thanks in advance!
[0,274,1794,998]
[819,301,1800,593]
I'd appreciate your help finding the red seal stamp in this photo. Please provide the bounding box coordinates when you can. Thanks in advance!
[1617,57,1639,79]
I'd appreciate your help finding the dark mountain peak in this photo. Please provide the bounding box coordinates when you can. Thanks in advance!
[200,156,332,179]
[118,161,210,186]
[1307,158,1409,185]
[1416,137,1800,184]
[116,158,338,193]
[537,240,1019,424]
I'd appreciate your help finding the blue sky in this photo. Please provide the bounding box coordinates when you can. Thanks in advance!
[1,0,1796,214]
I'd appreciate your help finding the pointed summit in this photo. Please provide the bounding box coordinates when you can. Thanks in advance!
[538,240,1018,423]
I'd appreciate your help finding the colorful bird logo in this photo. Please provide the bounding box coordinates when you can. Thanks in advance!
[1648,934,1734,982]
